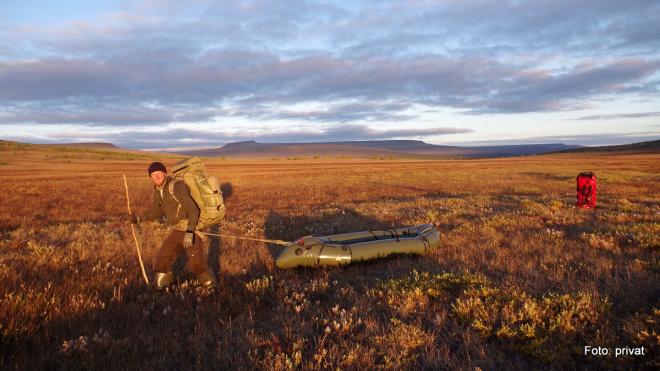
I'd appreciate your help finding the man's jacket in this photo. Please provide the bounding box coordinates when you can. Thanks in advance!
[143,176,200,231]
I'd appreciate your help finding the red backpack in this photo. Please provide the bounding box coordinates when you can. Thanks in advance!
[576,172,597,208]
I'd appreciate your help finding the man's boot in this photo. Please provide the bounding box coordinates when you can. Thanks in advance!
[197,268,217,288]
[155,272,174,289]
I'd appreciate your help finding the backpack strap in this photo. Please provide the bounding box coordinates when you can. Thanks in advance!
[168,179,182,215]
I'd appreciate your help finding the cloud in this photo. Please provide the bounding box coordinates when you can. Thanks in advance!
[0,104,223,126]
[0,0,659,141]
[410,0,660,56]
[0,59,128,101]
[574,111,660,120]
[251,102,416,122]
[466,58,660,113]
[1,54,657,127]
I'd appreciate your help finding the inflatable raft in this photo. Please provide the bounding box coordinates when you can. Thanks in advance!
[275,224,440,269]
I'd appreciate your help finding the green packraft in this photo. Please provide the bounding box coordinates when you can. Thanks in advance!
[168,157,226,231]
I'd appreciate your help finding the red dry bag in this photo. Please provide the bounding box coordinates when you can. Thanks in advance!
[576,172,597,208]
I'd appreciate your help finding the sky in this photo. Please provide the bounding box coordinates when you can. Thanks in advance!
[1,0,659,149]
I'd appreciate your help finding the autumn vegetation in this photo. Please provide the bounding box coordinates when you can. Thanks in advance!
[0,141,658,369]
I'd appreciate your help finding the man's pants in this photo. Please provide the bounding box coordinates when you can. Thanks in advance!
[154,230,208,275]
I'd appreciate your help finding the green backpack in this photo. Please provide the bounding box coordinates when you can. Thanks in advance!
[168,157,226,231]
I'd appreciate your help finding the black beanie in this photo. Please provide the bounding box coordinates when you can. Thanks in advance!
[147,162,167,176]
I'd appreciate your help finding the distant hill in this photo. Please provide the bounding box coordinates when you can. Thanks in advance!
[179,140,583,158]
[185,141,410,158]
[555,139,660,154]
[0,140,181,159]
[9,138,656,159]
[0,140,124,151]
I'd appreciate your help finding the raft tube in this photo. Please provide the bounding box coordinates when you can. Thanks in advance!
[275,224,440,269]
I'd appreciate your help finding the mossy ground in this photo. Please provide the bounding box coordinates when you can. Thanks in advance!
[0,148,658,369]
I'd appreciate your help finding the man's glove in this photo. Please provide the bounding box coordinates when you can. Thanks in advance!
[182,231,194,248]
[128,213,140,224]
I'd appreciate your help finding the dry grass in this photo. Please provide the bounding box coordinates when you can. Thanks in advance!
[0,147,658,369]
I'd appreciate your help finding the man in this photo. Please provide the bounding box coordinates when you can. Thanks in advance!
[130,161,217,289]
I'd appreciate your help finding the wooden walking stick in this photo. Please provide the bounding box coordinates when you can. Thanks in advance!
[123,175,150,285]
